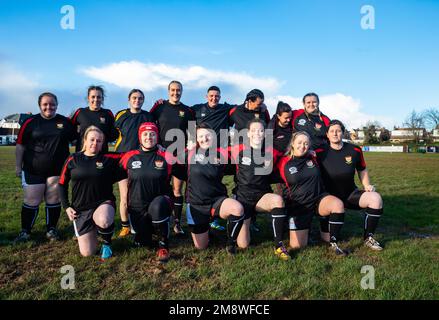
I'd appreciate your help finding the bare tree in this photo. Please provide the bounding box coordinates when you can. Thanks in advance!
[403,110,425,144]
[423,108,439,130]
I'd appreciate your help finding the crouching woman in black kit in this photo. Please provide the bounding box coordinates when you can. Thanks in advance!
[119,122,174,262]
[177,123,245,254]
[59,126,126,261]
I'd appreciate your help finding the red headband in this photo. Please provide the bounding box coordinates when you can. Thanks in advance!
[138,122,159,142]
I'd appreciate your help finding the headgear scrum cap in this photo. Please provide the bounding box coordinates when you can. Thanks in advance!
[138,122,159,142]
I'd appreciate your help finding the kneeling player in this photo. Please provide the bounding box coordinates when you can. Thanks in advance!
[275,131,348,258]
[178,123,245,254]
[59,126,126,261]
[120,122,174,262]
[315,120,383,250]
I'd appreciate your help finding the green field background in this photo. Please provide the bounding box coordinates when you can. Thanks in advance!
[0,147,438,299]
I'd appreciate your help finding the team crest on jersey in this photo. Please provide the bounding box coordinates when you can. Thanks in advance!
[56,123,64,129]
[132,161,142,169]
[289,166,298,174]
[254,113,260,119]
[277,135,285,139]
[315,123,322,131]
[241,156,251,166]
[96,162,104,169]
[298,119,306,126]
[154,160,164,169]
[306,160,315,168]
[100,117,106,124]
[345,156,352,165]
[179,110,185,118]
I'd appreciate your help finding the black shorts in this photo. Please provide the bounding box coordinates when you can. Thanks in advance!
[21,171,48,186]
[343,189,365,210]
[186,197,226,234]
[235,193,267,220]
[72,200,115,237]
[286,192,329,231]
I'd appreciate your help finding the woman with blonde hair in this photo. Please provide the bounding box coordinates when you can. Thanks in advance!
[274,131,348,257]
[59,126,126,260]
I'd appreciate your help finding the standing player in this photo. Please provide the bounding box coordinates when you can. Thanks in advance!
[230,118,285,250]
[229,89,271,232]
[14,92,76,242]
[274,131,348,258]
[267,101,293,153]
[120,122,174,262]
[178,123,245,254]
[70,85,118,153]
[150,81,195,235]
[192,86,233,231]
[315,120,384,250]
[58,126,126,260]
[114,89,154,238]
[292,93,330,150]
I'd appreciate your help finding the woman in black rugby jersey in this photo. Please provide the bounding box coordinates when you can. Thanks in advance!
[59,126,125,261]
[315,120,384,251]
[275,131,348,258]
[178,123,245,254]
[70,85,118,153]
[114,89,154,238]
[119,122,174,263]
[14,92,76,243]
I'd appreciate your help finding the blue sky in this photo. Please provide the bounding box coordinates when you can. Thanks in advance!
[0,0,438,129]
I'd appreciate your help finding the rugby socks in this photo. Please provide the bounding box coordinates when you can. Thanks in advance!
[97,223,114,245]
[271,207,287,247]
[364,208,383,239]
[21,203,39,233]
[173,196,184,224]
[227,214,245,243]
[121,220,130,228]
[45,203,61,231]
[319,216,329,233]
[153,218,170,249]
[329,213,344,243]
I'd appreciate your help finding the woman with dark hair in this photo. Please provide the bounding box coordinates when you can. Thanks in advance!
[177,122,245,254]
[230,118,285,252]
[292,92,331,150]
[70,85,118,153]
[59,126,126,260]
[14,92,76,243]
[114,89,155,238]
[315,120,384,250]
[120,122,174,262]
[267,101,293,153]
[229,89,271,233]
[229,89,270,132]
[274,131,348,257]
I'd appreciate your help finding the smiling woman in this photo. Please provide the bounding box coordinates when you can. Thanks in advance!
[14,92,77,243]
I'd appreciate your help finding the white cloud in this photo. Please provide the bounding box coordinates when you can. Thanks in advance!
[0,63,40,117]
[80,61,281,94]
[265,93,397,130]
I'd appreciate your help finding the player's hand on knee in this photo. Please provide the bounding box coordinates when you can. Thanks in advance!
[66,207,78,221]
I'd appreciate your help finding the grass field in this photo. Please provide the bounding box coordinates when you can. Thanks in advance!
[0,146,438,300]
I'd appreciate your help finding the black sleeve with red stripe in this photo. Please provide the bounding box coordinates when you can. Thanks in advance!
[58,155,74,209]
[354,146,367,171]
[16,117,34,145]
